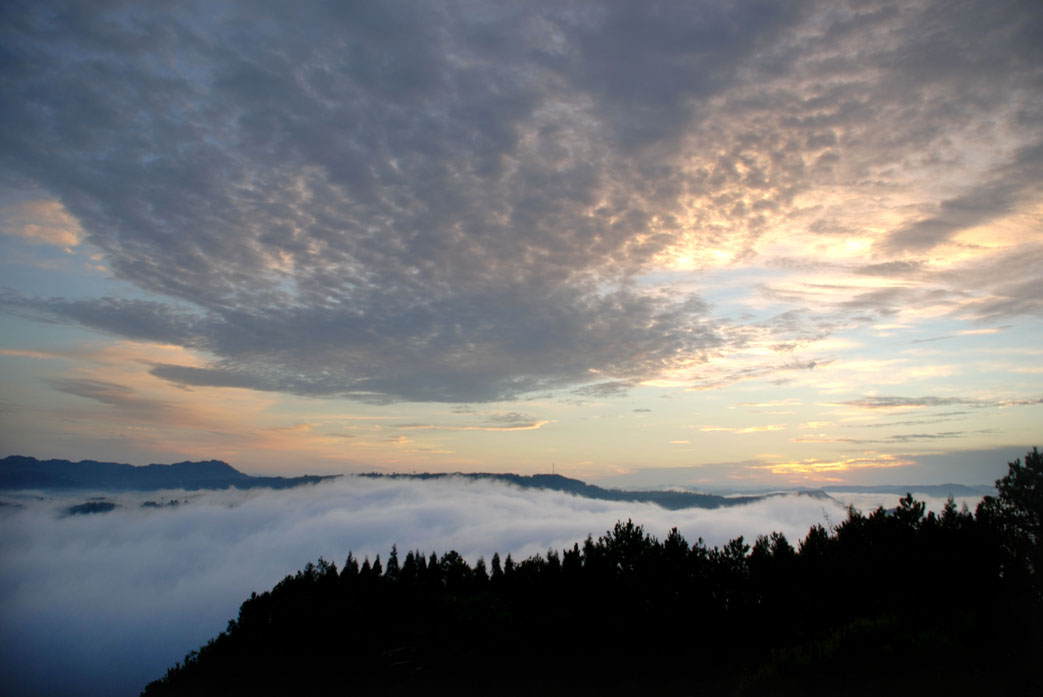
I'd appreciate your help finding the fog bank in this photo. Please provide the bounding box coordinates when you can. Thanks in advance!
[0,476,854,696]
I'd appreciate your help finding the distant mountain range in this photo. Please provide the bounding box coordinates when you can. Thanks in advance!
[822,483,994,497]
[0,455,339,491]
[6,456,982,510]
[1,456,839,509]
[358,471,838,509]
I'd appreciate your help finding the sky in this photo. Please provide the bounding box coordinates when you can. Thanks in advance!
[0,477,964,697]
[1,0,1041,487]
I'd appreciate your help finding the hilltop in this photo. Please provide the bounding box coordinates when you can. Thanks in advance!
[0,456,338,491]
[358,471,838,510]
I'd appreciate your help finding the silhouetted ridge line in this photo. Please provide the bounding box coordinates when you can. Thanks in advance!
[358,471,837,510]
[144,449,1043,697]
[0,455,339,491]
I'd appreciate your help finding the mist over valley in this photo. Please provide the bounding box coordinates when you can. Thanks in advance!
[1,461,950,696]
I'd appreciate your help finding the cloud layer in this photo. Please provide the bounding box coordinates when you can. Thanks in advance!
[3,0,1041,403]
[0,476,852,696]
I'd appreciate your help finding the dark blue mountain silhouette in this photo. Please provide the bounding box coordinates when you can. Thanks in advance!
[0,455,337,491]
[2,455,838,509]
[358,471,836,509]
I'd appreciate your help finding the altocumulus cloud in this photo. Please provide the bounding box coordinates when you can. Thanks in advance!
[0,476,850,697]
[2,1,1041,403]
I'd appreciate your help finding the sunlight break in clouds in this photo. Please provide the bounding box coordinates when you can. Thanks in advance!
[0,199,82,250]
[0,477,852,697]
[756,453,914,481]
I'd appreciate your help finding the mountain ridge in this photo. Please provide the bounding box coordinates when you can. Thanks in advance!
[3,456,988,509]
[357,471,838,510]
[0,455,338,491]
[1,456,839,509]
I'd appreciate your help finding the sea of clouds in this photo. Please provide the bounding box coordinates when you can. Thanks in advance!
[0,476,960,697]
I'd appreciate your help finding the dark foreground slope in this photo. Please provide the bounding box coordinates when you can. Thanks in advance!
[0,455,338,491]
[143,450,1043,696]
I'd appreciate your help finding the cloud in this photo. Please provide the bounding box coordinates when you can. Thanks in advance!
[45,377,171,415]
[880,143,1043,254]
[759,241,1043,328]
[683,359,823,392]
[0,476,850,697]
[0,293,203,347]
[0,199,83,249]
[753,453,914,477]
[883,430,991,443]
[735,399,802,409]
[696,424,786,434]
[837,395,979,410]
[4,289,722,403]
[570,380,639,399]
[393,412,552,432]
[834,395,1042,411]
[592,446,1025,490]
[854,415,968,428]
[790,429,996,445]
[0,348,69,360]
[949,244,1043,321]
[2,0,1041,404]
[854,260,926,277]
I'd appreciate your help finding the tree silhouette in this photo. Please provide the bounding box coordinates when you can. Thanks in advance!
[490,552,503,584]
[142,449,1043,697]
[386,545,400,581]
[979,447,1043,588]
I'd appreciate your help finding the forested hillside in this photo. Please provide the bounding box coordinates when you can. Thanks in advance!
[143,450,1043,696]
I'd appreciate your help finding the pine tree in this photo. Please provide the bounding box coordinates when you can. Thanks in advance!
[979,447,1043,582]
[474,556,489,584]
[386,545,400,581]
[341,552,360,581]
[490,552,503,582]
